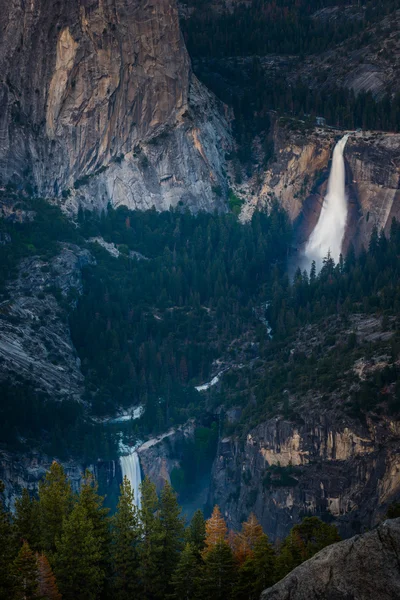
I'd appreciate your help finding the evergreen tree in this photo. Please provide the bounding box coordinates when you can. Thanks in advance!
[78,470,110,585]
[203,540,236,600]
[158,482,185,597]
[203,506,228,555]
[233,513,264,564]
[12,541,40,600]
[54,503,105,600]
[186,509,206,553]
[38,462,73,554]
[111,476,141,600]
[234,534,276,600]
[0,481,17,599]
[251,535,276,592]
[170,542,201,600]
[275,529,304,580]
[37,553,62,600]
[138,477,163,599]
[15,489,40,550]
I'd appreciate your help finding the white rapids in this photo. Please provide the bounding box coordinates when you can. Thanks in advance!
[303,134,350,271]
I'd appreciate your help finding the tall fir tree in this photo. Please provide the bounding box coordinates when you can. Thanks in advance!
[203,540,237,600]
[78,469,110,589]
[158,482,185,598]
[54,503,105,600]
[37,553,62,600]
[138,477,163,599]
[203,505,228,555]
[0,481,17,599]
[186,509,206,554]
[170,542,200,600]
[111,476,141,600]
[38,462,73,554]
[232,513,264,564]
[12,541,40,600]
[234,534,276,600]
[15,489,40,550]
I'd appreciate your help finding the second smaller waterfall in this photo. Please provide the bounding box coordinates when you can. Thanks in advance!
[120,451,142,510]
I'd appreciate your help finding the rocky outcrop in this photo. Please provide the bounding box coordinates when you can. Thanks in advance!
[0,0,231,212]
[0,242,93,400]
[209,412,400,541]
[261,518,400,600]
[137,421,195,493]
[0,451,86,509]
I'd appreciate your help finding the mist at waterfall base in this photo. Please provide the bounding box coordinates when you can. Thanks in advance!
[300,134,350,274]
[120,451,142,509]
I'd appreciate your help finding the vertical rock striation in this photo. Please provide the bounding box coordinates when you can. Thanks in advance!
[0,0,231,211]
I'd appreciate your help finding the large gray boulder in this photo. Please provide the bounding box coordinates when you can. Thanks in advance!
[261,518,400,600]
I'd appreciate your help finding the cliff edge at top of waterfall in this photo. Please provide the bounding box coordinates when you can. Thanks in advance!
[261,518,400,600]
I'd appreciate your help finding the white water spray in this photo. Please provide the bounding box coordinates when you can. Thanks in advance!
[303,134,350,271]
[120,451,142,509]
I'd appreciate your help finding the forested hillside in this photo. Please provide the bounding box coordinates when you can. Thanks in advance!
[208,223,400,435]
[2,190,400,460]
[181,0,400,168]
[72,204,290,420]
[0,193,291,462]
[182,0,398,57]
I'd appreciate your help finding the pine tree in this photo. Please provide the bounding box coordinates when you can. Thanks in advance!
[158,482,185,597]
[234,534,276,600]
[111,476,141,600]
[139,477,163,599]
[203,540,236,600]
[186,509,206,553]
[275,529,304,580]
[38,462,73,553]
[251,534,276,592]
[203,505,228,555]
[233,513,264,564]
[37,553,62,600]
[0,481,17,598]
[12,541,40,600]
[54,503,105,600]
[78,470,110,578]
[15,489,40,550]
[310,260,316,283]
[170,542,200,600]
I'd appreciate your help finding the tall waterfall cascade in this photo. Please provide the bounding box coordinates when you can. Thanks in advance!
[120,451,142,509]
[303,134,350,271]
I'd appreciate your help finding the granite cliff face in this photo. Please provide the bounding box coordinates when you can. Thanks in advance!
[0,0,231,212]
[261,518,400,600]
[209,412,400,542]
[0,239,93,401]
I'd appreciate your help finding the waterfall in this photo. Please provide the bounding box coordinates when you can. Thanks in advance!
[120,451,142,509]
[303,134,350,271]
